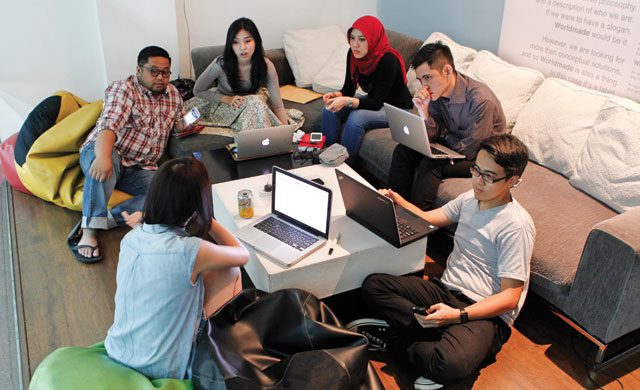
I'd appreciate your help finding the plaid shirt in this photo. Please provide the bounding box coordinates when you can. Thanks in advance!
[83,75,183,170]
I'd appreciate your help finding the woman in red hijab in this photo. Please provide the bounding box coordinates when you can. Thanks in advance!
[321,15,412,165]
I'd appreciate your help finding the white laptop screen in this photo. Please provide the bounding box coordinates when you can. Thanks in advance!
[272,168,331,236]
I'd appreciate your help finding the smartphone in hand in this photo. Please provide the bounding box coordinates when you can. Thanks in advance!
[411,306,428,315]
[182,107,201,127]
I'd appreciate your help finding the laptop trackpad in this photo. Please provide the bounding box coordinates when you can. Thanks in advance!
[254,233,279,251]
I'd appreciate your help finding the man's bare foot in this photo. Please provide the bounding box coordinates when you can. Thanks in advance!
[77,228,99,258]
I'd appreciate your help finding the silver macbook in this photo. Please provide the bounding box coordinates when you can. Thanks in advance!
[228,124,296,161]
[235,166,332,267]
[384,103,465,159]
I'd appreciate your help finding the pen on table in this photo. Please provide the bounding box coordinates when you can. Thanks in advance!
[328,232,341,255]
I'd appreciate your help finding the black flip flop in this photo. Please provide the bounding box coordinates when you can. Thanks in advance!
[67,220,103,263]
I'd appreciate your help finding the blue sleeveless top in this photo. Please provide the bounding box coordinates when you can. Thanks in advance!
[105,223,203,379]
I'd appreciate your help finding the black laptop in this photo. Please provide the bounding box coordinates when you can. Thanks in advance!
[335,169,438,247]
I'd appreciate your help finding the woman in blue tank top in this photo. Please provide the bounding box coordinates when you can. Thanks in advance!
[105,157,249,380]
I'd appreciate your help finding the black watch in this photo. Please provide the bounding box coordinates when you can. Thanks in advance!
[459,308,469,324]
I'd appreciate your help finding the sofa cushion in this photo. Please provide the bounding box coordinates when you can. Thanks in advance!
[283,99,325,133]
[512,78,613,178]
[406,32,478,96]
[386,30,423,74]
[283,25,346,88]
[570,99,640,213]
[358,127,398,184]
[312,42,350,93]
[464,51,544,130]
[436,162,617,294]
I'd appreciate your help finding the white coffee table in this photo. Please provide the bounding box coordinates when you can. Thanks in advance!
[211,163,428,298]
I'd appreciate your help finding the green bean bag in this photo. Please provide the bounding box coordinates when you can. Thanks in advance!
[30,341,193,390]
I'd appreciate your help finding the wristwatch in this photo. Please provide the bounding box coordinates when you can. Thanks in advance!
[347,98,354,108]
[459,308,469,324]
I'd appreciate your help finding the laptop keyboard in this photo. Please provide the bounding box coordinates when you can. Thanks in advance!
[397,218,418,239]
[255,217,318,251]
[430,146,447,156]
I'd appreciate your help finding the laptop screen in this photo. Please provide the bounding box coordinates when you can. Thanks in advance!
[272,167,331,237]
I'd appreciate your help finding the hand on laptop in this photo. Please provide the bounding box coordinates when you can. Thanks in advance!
[412,86,432,119]
[378,188,408,208]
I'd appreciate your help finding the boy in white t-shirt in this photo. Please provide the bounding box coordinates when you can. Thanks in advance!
[347,134,535,389]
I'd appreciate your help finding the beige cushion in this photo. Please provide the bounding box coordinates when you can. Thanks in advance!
[464,51,544,130]
[283,25,345,88]
[570,99,640,213]
[312,42,349,93]
[406,32,477,95]
[512,78,614,177]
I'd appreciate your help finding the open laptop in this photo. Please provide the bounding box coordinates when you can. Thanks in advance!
[335,169,438,248]
[384,103,465,160]
[235,166,332,267]
[228,124,296,161]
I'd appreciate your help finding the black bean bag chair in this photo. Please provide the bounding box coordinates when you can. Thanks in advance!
[192,288,383,390]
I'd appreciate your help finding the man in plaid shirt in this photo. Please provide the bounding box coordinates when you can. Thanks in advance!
[70,46,186,262]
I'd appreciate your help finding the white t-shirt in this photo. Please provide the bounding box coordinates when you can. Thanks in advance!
[441,190,535,326]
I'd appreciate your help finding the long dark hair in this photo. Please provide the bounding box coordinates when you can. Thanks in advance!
[143,158,213,237]
[222,17,268,94]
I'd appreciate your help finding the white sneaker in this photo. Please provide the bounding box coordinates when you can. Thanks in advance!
[414,376,443,390]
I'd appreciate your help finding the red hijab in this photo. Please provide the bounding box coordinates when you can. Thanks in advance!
[348,16,407,86]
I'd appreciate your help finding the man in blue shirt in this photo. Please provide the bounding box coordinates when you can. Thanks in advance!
[389,41,507,210]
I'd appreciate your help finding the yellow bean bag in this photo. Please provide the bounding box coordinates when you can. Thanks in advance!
[15,91,131,211]
[30,341,193,390]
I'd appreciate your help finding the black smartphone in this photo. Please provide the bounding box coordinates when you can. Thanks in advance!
[411,306,428,315]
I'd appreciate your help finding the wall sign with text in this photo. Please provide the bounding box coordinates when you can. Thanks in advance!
[499,0,640,101]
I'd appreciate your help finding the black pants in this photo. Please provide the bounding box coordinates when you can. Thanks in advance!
[361,274,511,385]
[388,144,474,210]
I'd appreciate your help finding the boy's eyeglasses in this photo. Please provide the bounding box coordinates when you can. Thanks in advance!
[143,66,171,78]
[470,165,509,184]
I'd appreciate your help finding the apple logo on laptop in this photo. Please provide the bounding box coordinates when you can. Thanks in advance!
[403,125,410,135]
[262,138,270,146]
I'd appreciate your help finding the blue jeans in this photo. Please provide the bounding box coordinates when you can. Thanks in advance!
[79,143,154,229]
[321,106,389,165]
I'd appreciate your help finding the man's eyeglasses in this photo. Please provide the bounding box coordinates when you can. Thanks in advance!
[143,66,171,78]
[470,165,509,184]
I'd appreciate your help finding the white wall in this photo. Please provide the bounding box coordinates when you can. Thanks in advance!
[378,0,505,53]
[175,0,378,78]
[96,0,181,83]
[0,1,377,140]
[0,0,107,139]
[500,0,640,101]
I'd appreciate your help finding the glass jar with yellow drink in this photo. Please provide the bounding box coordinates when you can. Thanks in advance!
[237,189,254,219]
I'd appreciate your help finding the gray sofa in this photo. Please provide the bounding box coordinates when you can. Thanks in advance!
[175,30,422,159]
[188,30,640,365]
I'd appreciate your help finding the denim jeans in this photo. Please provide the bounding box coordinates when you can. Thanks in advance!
[321,106,389,165]
[79,142,154,229]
